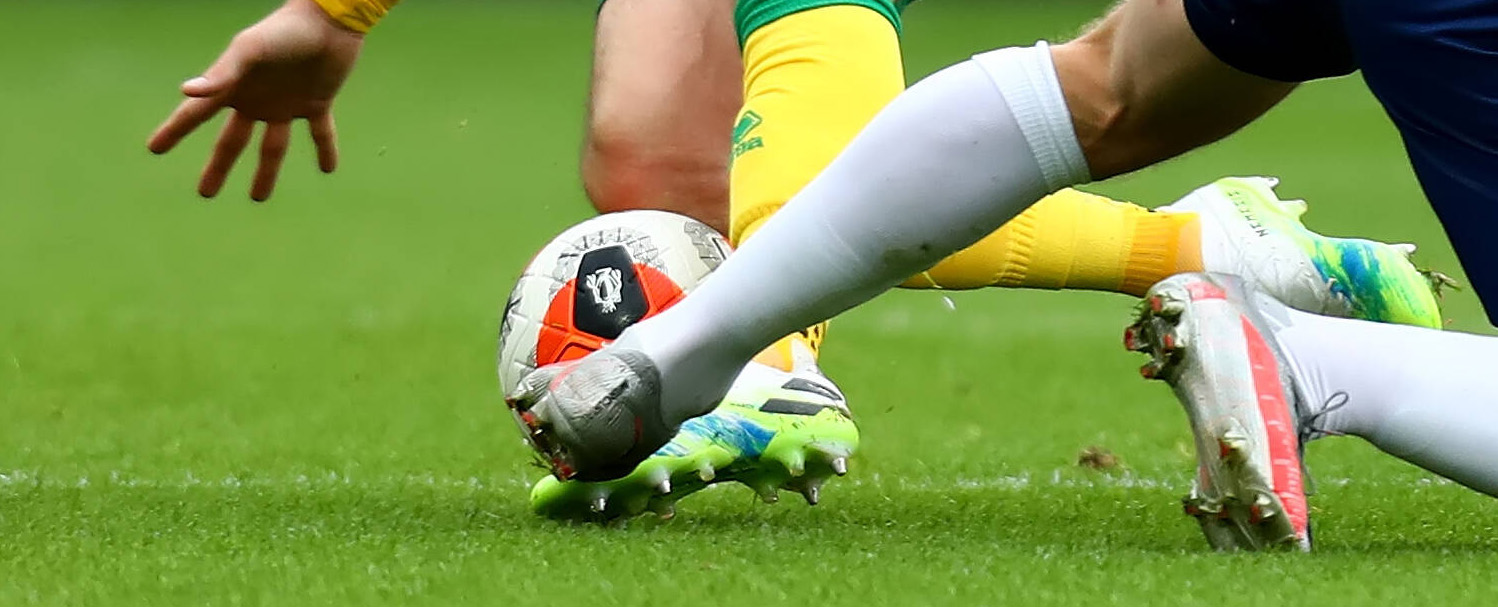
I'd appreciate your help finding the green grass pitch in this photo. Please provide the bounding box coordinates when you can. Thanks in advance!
[3,1,1497,605]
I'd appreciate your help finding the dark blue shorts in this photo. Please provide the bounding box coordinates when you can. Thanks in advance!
[1185,0,1498,325]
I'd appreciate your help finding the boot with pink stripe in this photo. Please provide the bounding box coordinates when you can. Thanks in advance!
[1125,272,1314,552]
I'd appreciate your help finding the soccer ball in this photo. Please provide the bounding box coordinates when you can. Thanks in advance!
[497,210,731,395]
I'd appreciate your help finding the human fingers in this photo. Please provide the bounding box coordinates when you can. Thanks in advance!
[308,112,338,173]
[250,121,292,201]
[197,112,256,198]
[147,96,225,155]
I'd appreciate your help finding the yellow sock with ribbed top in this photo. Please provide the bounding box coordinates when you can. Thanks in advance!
[902,190,1204,297]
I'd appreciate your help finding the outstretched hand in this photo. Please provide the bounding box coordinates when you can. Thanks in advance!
[148,0,365,201]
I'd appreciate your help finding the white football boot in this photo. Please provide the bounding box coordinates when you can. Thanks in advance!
[1125,272,1315,552]
[1161,176,1443,329]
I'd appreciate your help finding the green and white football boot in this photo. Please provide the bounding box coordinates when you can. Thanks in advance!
[528,341,857,521]
[1163,176,1445,329]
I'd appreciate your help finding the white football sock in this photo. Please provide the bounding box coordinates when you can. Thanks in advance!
[1278,310,1498,495]
[613,44,1092,424]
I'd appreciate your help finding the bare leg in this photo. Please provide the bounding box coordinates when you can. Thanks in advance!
[581,0,742,233]
[1053,0,1292,178]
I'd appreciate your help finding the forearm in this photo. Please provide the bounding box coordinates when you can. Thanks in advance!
[310,0,400,33]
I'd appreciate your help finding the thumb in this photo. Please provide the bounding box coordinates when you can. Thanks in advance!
[181,76,225,98]
[181,52,245,98]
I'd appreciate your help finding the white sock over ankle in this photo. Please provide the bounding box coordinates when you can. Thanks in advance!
[613,44,1091,425]
[1278,310,1498,495]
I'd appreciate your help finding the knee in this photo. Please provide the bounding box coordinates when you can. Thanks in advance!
[578,130,652,215]
[580,126,730,233]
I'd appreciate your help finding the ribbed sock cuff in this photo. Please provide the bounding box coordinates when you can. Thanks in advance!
[1121,210,1198,296]
[971,43,1091,191]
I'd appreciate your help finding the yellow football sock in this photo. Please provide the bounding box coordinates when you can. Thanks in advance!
[901,190,1204,297]
[731,4,905,369]
[731,5,904,244]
